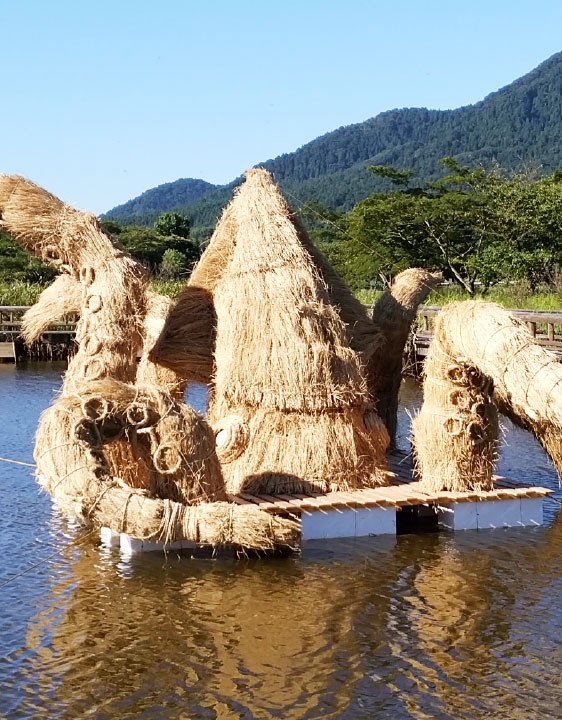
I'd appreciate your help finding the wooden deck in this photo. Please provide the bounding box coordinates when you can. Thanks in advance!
[0,341,16,361]
[103,457,554,553]
[4,305,562,365]
[229,454,553,515]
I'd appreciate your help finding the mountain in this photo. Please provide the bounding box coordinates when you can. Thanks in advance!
[104,51,562,231]
[105,177,216,225]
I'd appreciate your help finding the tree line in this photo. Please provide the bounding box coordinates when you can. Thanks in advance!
[3,160,562,296]
[0,211,201,283]
[308,159,562,293]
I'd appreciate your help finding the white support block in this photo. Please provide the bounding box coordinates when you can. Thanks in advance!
[355,507,396,537]
[302,509,356,540]
[301,506,397,540]
[439,497,545,532]
[476,499,521,529]
[119,533,188,554]
[438,502,478,530]
[120,533,144,554]
[520,497,543,527]
[100,526,120,547]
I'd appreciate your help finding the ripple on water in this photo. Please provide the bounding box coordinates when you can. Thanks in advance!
[1,369,562,719]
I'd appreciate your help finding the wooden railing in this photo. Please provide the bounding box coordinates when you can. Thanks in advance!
[417,306,562,350]
[0,306,77,341]
[2,304,562,351]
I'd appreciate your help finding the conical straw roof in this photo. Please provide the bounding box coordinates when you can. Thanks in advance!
[205,168,390,494]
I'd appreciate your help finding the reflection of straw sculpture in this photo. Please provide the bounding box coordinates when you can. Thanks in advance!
[412,317,498,491]
[0,174,298,551]
[206,168,390,494]
[427,301,562,476]
[34,540,372,718]
[371,268,441,445]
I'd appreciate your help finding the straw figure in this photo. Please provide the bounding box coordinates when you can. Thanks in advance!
[174,169,391,494]
[0,174,298,550]
[152,190,435,454]
[422,301,562,476]
[412,310,499,492]
[371,268,441,446]
[20,273,83,346]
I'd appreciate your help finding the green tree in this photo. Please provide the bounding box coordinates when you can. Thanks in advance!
[0,229,55,283]
[368,165,415,188]
[160,248,187,278]
[342,161,562,292]
[154,212,190,239]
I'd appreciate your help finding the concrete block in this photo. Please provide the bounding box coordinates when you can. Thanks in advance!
[476,499,521,529]
[100,526,120,547]
[438,502,478,530]
[355,507,396,537]
[118,533,188,554]
[120,533,144,554]
[520,497,543,527]
[302,509,356,540]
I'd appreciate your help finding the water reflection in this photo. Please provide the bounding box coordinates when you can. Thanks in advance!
[9,525,562,719]
[2,367,562,719]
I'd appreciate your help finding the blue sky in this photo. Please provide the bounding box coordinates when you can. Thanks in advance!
[2,0,562,213]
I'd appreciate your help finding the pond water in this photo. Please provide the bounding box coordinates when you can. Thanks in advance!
[1,362,562,719]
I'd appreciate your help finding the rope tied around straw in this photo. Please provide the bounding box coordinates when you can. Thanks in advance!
[213,415,249,463]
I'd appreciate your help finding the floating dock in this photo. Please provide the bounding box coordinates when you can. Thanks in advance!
[102,454,553,554]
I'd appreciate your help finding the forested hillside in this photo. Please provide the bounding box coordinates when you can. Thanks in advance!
[107,177,216,225]
[104,51,562,232]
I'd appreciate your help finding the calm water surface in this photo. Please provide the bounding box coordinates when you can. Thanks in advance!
[1,363,562,719]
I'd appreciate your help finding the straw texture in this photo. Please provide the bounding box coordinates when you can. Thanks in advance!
[372,269,441,445]
[412,310,498,491]
[35,397,298,549]
[21,273,81,345]
[1,174,298,551]
[426,301,562,476]
[206,168,389,494]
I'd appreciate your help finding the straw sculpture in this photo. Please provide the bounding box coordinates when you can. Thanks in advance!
[412,310,499,491]
[152,188,384,387]
[371,268,441,446]
[34,396,296,549]
[21,273,82,345]
[23,276,185,398]
[0,174,298,550]
[202,168,390,494]
[149,284,216,383]
[425,301,562,476]
[149,200,238,382]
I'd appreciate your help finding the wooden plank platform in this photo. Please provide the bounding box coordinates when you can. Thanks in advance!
[230,454,553,516]
[0,341,16,361]
[103,457,555,553]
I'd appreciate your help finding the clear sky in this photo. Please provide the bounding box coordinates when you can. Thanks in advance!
[2,0,562,214]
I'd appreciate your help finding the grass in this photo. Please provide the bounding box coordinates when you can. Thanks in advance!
[0,278,187,305]
[148,278,186,299]
[355,284,562,311]
[0,280,47,305]
[1,278,561,311]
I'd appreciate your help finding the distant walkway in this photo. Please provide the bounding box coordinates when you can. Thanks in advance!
[3,305,562,365]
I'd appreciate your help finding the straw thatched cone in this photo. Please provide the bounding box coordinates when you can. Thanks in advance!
[412,305,499,492]
[202,168,389,495]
